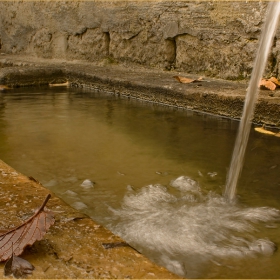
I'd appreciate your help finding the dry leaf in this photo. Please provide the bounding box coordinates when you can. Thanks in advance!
[254,126,276,135]
[269,77,280,86]
[4,254,34,278]
[49,81,69,87]
[0,194,55,262]
[0,85,10,91]
[259,79,276,91]
[173,76,203,84]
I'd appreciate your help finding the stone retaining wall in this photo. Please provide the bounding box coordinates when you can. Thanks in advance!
[1,1,280,80]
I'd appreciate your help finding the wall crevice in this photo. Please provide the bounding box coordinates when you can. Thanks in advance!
[104,32,110,56]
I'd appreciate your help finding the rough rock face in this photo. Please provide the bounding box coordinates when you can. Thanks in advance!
[0,1,279,80]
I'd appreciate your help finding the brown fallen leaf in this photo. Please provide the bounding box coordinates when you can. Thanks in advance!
[4,253,34,278]
[0,194,55,262]
[49,81,69,87]
[0,85,10,91]
[254,126,276,135]
[269,77,280,86]
[173,76,203,84]
[259,79,276,91]
[259,76,280,91]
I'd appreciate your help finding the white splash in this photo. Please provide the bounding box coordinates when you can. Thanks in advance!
[108,176,280,278]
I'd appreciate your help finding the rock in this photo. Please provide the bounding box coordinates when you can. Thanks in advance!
[0,1,274,79]
[64,190,78,197]
[43,179,57,187]
[80,179,94,189]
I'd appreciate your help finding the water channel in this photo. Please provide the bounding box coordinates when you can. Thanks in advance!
[0,87,280,278]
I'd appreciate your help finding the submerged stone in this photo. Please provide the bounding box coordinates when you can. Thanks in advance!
[71,201,88,210]
[80,179,94,188]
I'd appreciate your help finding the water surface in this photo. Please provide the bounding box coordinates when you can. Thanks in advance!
[0,87,280,278]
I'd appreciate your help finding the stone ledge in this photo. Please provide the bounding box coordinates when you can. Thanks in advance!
[0,54,280,127]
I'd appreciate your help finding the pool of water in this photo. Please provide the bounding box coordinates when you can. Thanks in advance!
[0,87,280,278]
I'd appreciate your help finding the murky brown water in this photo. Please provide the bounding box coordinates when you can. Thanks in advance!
[1,87,280,278]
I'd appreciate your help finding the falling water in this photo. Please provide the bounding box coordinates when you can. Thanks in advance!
[224,2,280,201]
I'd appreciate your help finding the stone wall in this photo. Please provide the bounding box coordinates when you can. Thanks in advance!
[1,1,280,80]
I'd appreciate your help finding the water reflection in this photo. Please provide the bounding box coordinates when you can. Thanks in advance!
[0,92,8,152]
[106,99,115,125]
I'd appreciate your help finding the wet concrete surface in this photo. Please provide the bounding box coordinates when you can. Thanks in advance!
[0,160,181,279]
[1,54,280,127]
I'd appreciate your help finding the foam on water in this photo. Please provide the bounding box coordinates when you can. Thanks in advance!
[108,176,280,278]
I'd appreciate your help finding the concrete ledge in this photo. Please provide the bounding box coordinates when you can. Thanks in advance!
[0,159,181,279]
[1,55,280,127]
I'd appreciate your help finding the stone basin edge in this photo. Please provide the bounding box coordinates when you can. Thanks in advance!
[0,55,280,127]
